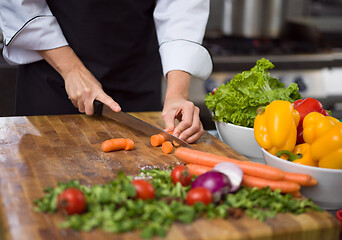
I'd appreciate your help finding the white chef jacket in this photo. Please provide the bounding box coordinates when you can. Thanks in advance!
[0,0,213,80]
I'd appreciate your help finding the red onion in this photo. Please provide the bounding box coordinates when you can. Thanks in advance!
[213,162,243,193]
[191,171,231,202]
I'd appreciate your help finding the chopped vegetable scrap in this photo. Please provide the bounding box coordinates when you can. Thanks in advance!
[101,138,134,152]
[162,141,173,154]
[34,169,322,239]
[150,134,165,147]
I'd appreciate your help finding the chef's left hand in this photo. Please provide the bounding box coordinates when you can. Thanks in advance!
[162,70,204,143]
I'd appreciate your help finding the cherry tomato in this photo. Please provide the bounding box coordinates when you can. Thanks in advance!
[171,165,193,186]
[57,188,87,215]
[132,179,155,200]
[186,187,212,206]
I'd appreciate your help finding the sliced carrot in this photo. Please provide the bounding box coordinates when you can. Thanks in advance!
[162,141,173,154]
[109,138,127,150]
[124,139,135,151]
[174,147,285,181]
[101,140,115,152]
[101,138,134,152]
[242,174,301,194]
[150,134,165,147]
[101,138,126,152]
[283,172,318,186]
[172,140,180,147]
[186,164,212,176]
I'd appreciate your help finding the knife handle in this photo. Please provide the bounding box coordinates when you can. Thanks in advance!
[93,100,104,116]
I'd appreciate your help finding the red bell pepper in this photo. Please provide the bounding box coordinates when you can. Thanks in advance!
[292,98,329,144]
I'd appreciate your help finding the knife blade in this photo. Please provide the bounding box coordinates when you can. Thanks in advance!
[93,100,191,147]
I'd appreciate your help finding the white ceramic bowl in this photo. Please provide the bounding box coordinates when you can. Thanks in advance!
[215,121,264,163]
[261,148,342,210]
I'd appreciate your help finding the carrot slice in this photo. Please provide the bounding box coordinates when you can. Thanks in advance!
[101,138,126,152]
[162,141,173,154]
[101,140,115,152]
[150,134,165,147]
[124,139,135,151]
[101,138,134,152]
[242,174,301,194]
[174,147,285,181]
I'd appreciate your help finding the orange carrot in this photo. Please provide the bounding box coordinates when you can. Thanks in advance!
[101,138,133,152]
[172,140,180,147]
[174,147,285,181]
[150,134,165,147]
[242,174,301,194]
[124,139,135,151]
[162,141,173,154]
[290,191,302,198]
[186,164,212,176]
[283,171,318,187]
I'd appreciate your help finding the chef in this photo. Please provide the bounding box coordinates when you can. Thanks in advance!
[0,0,212,143]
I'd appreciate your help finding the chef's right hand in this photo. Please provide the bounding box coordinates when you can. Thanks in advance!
[38,46,121,115]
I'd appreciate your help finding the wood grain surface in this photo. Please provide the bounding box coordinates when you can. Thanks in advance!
[0,113,340,240]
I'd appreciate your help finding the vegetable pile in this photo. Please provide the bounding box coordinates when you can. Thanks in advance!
[254,99,342,169]
[205,58,301,128]
[175,147,317,195]
[34,167,322,239]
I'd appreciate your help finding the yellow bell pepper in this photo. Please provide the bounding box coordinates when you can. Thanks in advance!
[302,112,340,144]
[311,123,342,169]
[254,100,300,155]
[276,143,317,167]
[292,143,317,167]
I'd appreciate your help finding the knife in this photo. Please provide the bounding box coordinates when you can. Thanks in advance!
[93,100,191,147]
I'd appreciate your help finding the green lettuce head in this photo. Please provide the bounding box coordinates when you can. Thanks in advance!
[205,58,301,128]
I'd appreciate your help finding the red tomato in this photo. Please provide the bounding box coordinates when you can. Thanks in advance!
[186,187,212,206]
[132,179,155,200]
[171,165,193,186]
[57,188,87,215]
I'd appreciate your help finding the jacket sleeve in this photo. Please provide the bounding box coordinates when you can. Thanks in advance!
[0,0,68,65]
[153,0,213,80]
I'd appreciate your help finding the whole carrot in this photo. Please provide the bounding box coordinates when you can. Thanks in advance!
[174,147,285,181]
[283,171,318,186]
[186,164,212,176]
[242,174,301,194]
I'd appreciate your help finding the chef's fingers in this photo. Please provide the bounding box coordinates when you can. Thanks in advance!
[69,97,78,108]
[95,93,121,113]
[172,102,197,138]
[178,106,204,143]
[162,111,176,133]
[182,122,204,143]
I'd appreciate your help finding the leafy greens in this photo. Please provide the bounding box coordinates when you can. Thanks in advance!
[205,58,302,128]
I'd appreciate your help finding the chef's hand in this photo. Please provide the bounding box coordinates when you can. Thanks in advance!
[38,46,121,115]
[162,70,204,143]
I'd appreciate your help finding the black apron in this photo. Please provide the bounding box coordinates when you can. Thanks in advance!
[15,0,162,116]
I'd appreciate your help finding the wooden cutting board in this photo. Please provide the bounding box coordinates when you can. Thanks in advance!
[0,113,340,240]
